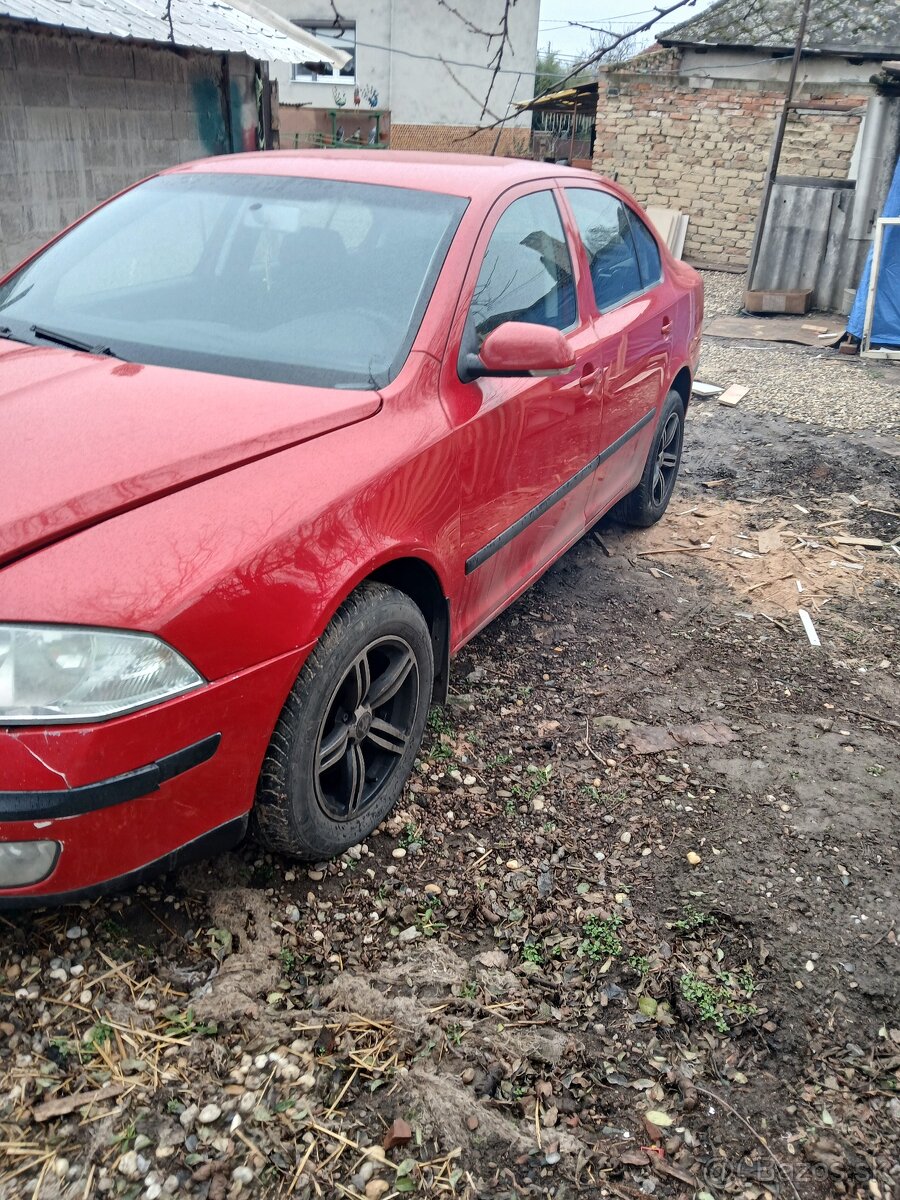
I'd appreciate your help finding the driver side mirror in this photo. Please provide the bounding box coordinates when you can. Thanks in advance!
[462,321,575,382]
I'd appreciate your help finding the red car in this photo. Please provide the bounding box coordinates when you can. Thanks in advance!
[0,151,702,905]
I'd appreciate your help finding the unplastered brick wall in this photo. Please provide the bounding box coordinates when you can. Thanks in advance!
[0,22,258,272]
[391,123,530,156]
[593,53,866,267]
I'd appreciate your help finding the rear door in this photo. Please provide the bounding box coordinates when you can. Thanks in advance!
[440,184,602,644]
[562,186,672,520]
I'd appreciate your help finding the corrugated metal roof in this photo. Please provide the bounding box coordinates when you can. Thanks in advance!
[515,80,598,110]
[660,0,900,57]
[0,0,349,65]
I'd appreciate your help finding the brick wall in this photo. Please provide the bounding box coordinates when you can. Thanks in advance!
[391,123,530,156]
[593,51,866,267]
[0,22,260,272]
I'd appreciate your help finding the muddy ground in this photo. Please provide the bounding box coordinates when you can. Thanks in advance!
[1,399,899,1200]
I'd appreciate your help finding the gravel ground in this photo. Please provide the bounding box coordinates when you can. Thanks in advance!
[698,270,900,436]
[3,410,897,1200]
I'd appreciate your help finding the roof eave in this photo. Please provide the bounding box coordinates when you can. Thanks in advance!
[0,2,349,67]
[659,36,900,61]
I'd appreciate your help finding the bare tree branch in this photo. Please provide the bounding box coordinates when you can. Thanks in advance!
[436,0,501,40]
[467,0,701,137]
[479,0,515,119]
[439,56,504,122]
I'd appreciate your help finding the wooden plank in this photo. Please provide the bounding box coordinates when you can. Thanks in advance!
[671,212,689,260]
[645,205,678,247]
[798,608,821,646]
[757,528,782,553]
[719,385,749,407]
[32,1083,125,1123]
[832,536,884,548]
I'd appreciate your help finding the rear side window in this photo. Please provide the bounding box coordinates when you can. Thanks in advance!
[565,188,645,312]
[628,210,662,288]
[469,190,577,344]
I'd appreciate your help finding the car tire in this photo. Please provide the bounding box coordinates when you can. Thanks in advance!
[611,390,685,527]
[253,582,434,861]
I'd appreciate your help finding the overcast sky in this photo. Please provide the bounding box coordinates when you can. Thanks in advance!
[538,0,716,60]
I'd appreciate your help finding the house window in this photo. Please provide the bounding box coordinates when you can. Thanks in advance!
[291,21,356,82]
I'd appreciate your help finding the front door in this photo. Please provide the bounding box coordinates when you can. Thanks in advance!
[441,185,602,645]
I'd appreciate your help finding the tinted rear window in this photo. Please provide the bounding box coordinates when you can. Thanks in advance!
[566,187,644,312]
[0,174,467,389]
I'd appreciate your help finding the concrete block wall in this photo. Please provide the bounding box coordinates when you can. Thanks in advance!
[0,22,259,272]
[593,51,866,268]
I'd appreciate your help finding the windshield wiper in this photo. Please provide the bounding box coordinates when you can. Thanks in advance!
[31,324,116,357]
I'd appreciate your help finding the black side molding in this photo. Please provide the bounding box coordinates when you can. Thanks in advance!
[465,408,657,574]
[0,734,221,822]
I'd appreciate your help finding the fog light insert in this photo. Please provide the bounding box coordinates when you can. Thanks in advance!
[0,840,59,888]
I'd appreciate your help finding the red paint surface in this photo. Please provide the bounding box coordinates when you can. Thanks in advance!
[0,152,702,900]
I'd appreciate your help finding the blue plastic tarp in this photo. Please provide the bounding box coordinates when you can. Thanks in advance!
[847,153,900,347]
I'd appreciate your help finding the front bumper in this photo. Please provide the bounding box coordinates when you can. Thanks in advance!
[0,645,309,905]
[0,733,221,821]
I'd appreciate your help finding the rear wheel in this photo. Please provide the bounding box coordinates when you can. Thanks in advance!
[253,582,433,860]
[611,390,685,527]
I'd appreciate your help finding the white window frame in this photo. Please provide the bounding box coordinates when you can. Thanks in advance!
[290,21,356,84]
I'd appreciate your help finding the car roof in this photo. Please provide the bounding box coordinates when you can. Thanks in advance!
[170,149,600,199]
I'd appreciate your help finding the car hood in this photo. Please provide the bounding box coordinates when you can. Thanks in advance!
[0,342,381,568]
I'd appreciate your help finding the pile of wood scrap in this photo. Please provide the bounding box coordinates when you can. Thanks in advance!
[604,496,899,643]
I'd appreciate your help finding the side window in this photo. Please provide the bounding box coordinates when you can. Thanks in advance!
[628,210,662,288]
[469,190,577,345]
[565,188,643,312]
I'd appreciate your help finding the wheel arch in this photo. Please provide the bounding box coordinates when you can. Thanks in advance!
[669,364,692,412]
[365,557,451,705]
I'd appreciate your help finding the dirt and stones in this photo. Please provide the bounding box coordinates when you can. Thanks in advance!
[0,404,898,1200]
[698,270,900,436]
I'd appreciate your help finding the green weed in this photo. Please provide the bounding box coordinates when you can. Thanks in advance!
[416,898,446,937]
[672,903,715,934]
[428,708,453,734]
[400,822,423,849]
[580,915,623,961]
[680,968,758,1032]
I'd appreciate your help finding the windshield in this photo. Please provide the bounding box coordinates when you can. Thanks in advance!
[0,173,467,389]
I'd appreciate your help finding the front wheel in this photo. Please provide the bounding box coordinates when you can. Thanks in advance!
[611,390,685,527]
[253,582,434,860]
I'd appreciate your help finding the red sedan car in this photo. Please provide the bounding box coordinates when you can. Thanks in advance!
[0,151,702,905]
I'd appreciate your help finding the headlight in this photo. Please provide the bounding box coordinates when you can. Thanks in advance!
[0,624,204,724]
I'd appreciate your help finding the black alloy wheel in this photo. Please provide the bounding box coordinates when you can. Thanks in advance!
[253,582,434,861]
[610,389,685,527]
[313,635,419,822]
[651,409,682,509]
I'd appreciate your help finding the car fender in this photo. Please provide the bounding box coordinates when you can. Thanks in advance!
[0,389,460,683]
